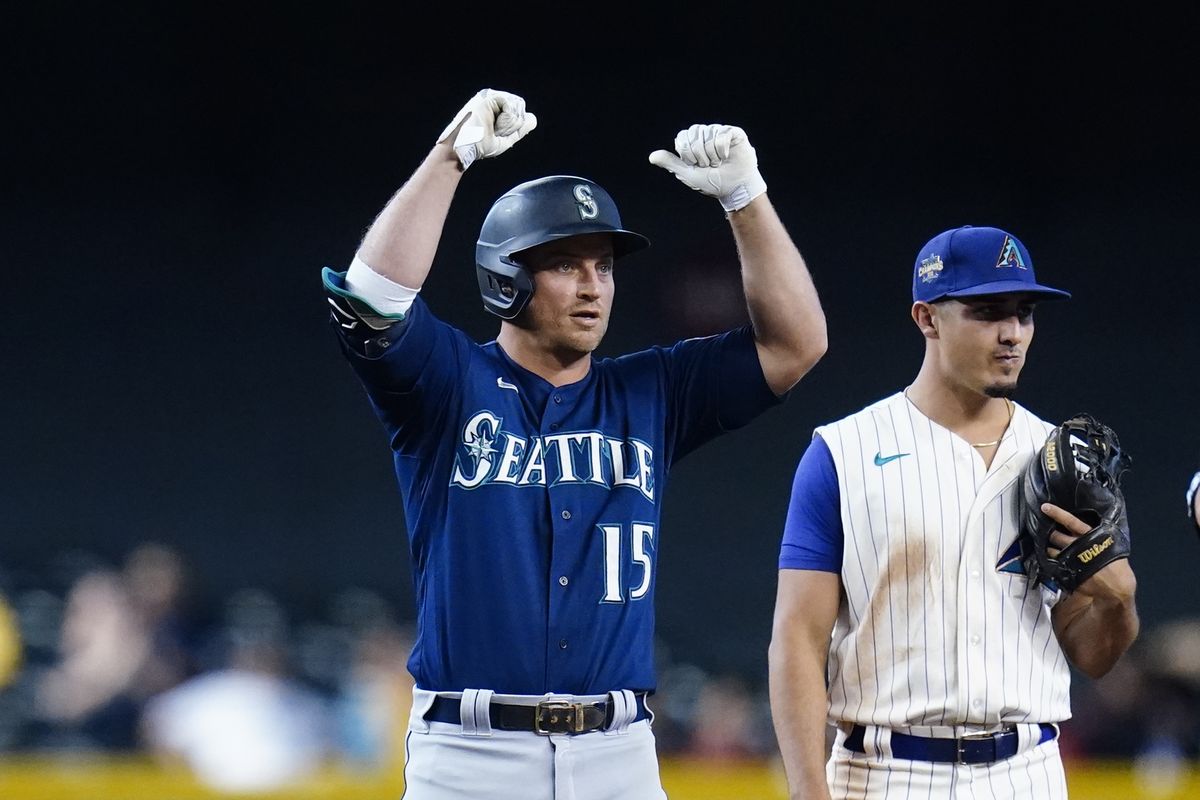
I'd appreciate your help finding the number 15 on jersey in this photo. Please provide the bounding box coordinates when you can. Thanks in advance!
[599,523,655,604]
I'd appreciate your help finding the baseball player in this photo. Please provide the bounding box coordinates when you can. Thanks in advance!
[767,226,1140,799]
[321,88,827,799]
[1188,469,1200,538]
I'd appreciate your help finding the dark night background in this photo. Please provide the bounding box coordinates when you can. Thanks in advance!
[5,6,1198,688]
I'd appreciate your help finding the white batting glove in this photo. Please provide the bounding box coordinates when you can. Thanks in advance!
[437,88,538,170]
[649,124,767,212]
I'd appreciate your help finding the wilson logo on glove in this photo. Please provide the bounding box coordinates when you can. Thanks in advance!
[1077,536,1115,564]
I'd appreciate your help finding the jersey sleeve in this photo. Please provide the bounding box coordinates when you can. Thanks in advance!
[778,433,843,572]
[664,324,786,461]
[323,269,471,452]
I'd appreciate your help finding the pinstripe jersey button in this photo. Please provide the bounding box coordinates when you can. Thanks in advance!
[970,569,980,579]
[971,634,981,645]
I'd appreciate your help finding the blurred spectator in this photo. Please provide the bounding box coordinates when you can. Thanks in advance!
[648,645,780,764]
[1057,613,1200,799]
[140,588,333,793]
[22,542,205,752]
[647,654,709,755]
[684,673,765,762]
[331,619,414,770]
[1126,617,1200,794]
[31,567,149,748]
[121,542,206,693]
[1136,618,1200,758]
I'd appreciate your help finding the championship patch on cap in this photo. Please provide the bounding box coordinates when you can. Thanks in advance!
[918,254,944,283]
[912,225,1070,302]
[994,235,1028,270]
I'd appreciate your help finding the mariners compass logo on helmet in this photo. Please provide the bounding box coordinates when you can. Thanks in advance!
[573,184,599,220]
[475,176,650,320]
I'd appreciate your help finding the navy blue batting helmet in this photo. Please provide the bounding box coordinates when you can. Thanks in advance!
[475,175,650,319]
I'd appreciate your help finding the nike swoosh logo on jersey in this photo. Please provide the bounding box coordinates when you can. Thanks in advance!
[497,377,519,393]
[874,451,910,466]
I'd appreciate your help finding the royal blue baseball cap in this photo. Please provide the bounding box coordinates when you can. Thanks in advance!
[912,225,1071,303]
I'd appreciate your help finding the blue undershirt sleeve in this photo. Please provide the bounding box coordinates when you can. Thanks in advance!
[778,433,843,572]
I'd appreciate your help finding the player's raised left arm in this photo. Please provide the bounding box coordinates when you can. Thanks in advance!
[1045,503,1140,679]
[650,125,827,395]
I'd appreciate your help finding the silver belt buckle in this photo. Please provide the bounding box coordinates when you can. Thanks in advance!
[956,730,996,764]
[535,700,585,735]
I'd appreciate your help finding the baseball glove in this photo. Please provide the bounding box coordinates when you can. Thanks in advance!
[1019,413,1132,593]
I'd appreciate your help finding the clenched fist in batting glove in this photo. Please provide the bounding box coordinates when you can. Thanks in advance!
[438,89,538,170]
[649,124,767,212]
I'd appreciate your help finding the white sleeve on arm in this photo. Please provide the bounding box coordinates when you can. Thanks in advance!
[345,254,421,317]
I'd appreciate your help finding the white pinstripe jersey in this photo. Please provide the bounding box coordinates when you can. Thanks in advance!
[816,391,1071,729]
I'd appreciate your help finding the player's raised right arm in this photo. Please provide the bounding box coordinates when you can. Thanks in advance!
[355,89,537,289]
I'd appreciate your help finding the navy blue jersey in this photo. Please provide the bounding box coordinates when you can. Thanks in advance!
[326,272,783,695]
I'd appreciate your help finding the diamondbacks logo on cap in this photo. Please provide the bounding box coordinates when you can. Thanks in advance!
[918,254,944,283]
[995,235,1028,270]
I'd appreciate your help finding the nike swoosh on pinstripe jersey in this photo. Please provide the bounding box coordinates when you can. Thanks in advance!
[873,452,909,466]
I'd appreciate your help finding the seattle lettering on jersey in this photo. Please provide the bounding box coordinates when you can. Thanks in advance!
[450,410,656,501]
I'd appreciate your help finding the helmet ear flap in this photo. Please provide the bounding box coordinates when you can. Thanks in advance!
[475,257,535,320]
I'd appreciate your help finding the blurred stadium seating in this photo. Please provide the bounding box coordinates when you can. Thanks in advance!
[1,542,1198,799]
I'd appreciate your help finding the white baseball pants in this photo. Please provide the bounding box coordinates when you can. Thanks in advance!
[401,686,668,800]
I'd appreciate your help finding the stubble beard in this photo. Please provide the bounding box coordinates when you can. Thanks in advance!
[571,316,608,354]
[553,322,607,362]
[984,382,1018,399]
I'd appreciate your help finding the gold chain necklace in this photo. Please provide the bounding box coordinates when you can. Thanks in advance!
[970,399,1014,448]
[903,387,1013,448]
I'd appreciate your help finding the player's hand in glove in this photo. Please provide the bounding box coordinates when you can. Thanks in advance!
[1019,413,1133,594]
[438,88,537,171]
[1037,502,1137,602]
[649,124,767,212]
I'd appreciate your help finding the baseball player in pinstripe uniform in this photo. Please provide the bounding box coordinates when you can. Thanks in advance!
[768,225,1140,799]
[321,88,827,798]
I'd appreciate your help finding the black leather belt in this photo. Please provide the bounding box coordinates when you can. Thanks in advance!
[426,693,649,735]
[845,723,1057,764]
